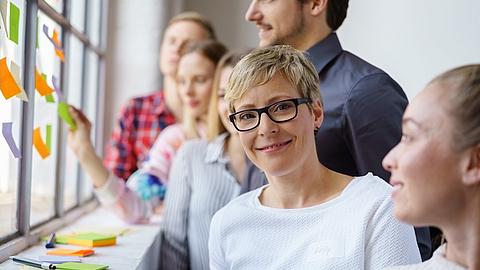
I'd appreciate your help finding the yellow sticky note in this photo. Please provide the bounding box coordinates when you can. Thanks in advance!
[33,127,50,159]
[0,57,21,99]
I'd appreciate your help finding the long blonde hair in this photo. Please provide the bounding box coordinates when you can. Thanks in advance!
[178,40,227,139]
[206,51,248,140]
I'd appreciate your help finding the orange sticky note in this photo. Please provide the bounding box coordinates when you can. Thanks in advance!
[47,248,94,257]
[0,57,21,99]
[52,30,65,62]
[33,127,50,159]
[35,69,53,96]
[55,49,65,62]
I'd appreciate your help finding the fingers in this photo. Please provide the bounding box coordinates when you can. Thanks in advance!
[69,105,91,129]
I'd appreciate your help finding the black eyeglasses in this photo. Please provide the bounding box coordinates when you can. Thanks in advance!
[229,97,312,132]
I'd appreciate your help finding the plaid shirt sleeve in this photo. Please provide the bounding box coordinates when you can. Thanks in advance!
[104,98,139,180]
[104,92,176,180]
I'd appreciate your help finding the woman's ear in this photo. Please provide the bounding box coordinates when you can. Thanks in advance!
[312,99,323,130]
[462,144,480,186]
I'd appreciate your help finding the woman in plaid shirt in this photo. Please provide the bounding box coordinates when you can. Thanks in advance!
[104,12,217,181]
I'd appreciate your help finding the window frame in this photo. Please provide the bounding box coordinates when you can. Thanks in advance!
[0,0,107,262]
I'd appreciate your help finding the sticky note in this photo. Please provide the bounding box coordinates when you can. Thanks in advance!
[33,127,50,159]
[35,69,53,96]
[52,30,65,62]
[45,93,55,102]
[45,124,52,151]
[2,122,21,158]
[56,262,108,270]
[47,248,94,257]
[0,57,21,99]
[38,255,81,263]
[8,2,19,44]
[10,60,29,101]
[0,1,7,37]
[52,76,64,102]
[67,233,116,247]
[58,103,76,129]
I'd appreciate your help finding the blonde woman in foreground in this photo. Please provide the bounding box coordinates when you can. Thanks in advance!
[208,45,421,269]
[383,65,480,270]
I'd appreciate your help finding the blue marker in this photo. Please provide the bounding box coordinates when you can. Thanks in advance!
[45,233,56,249]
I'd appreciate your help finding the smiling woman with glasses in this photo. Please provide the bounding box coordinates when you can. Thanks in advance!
[208,45,421,269]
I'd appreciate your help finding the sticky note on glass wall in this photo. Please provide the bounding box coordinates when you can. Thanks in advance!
[35,69,53,96]
[58,102,77,130]
[8,2,19,44]
[0,57,21,99]
[33,127,50,159]
[0,1,8,37]
[10,60,29,101]
[2,122,21,158]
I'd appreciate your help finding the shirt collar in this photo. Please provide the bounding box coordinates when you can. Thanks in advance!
[205,132,230,164]
[305,32,343,73]
[153,91,169,115]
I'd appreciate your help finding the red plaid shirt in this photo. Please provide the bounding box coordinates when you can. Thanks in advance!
[104,91,176,180]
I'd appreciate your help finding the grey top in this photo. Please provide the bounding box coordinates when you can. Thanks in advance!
[160,133,241,270]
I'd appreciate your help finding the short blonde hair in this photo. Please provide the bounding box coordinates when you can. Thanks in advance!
[225,45,322,112]
[168,11,216,40]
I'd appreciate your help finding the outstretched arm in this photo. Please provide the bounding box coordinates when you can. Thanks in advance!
[67,106,109,188]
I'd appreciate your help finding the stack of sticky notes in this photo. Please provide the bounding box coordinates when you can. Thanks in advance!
[47,248,94,257]
[55,262,108,270]
[66,233,116,247]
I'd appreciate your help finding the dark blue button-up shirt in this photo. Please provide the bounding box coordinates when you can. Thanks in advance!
[308,33,407,180]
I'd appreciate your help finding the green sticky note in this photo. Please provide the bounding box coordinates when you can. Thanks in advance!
[36,17,38,48]
[56,262,108,270]
[45,124,52,151]
[42,74,55,102]
[58,102,76,129]
[8,2,19,44]
[45,93,55,103]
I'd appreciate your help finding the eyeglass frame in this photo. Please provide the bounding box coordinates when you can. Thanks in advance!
[228,97,312,132]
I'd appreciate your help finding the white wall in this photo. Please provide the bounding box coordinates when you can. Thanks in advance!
[104,0,480,145]
[337,0,480,99]
[103,0,184,146]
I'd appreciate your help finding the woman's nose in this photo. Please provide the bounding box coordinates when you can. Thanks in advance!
[257,112,278,136]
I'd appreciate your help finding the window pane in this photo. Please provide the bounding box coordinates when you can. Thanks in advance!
[86,0,100,47]
[43,0,63,14]
[69,0,85,33]
[0,0,25,238]
[30,11,62,226]
[79,50,98,202]
[0,103,21,238]
[63,34,83,211]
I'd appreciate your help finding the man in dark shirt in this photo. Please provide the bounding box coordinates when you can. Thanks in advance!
[243,0,432,260]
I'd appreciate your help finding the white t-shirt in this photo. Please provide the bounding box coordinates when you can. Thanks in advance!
[385,244,467,270]
[209,173,421,270]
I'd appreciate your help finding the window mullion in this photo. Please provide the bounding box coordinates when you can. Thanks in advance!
[17,0,39,237]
